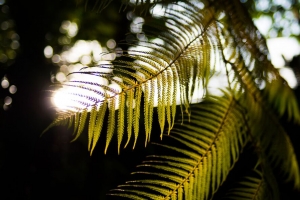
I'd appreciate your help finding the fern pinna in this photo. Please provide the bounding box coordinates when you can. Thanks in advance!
[45,0,300,199]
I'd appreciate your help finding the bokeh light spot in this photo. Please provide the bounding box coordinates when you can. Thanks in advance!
[0,53,7,63]
[52,54,61,63]
[115,47,123,57]
[44,46,53,58]
[60,65,69,74]
[254,16,272,36]
[267,37,300,67]
[1,5,9,13]
[67,22,78,37]
[60,20,78,38]
[1,78,9,88]
[150,4,166,18]
[1,21,8,30]
[4,96,12,105]
[52,91,66,110]
[133,17,144,24]
[0,0,5,5]
[3,104,9,111]
[61,20,71,30]
[10,40,19,49]
[9,85,17,94]
[279,67,298,88]
[7,50,15,59]
[80,55,91,64]
[126,11,135,20]
[137,32,147,41]
[106,39,116,49]
[56,72,66,82]
[58,36,71,45]
[11,33,19,40]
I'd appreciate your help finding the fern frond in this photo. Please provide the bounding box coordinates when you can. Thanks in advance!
[117,93,126,153]
[88,105,97,151]
[71,109,88,142]
[237,84,300,189]
[124,89,134,148]
[46,1,220,153]
[90,101,107,154]
[223,172,274,199]
[265,79,300,123]
[44,0,300,198]
[105,97,116,154]
[221,164,280,200]
[211,0,300,187]
[41,111,76,135]
[217,0,300,123]
[109,93,249,199]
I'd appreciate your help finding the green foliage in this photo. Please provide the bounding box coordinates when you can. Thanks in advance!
[45,0,216,153]
[221,167,280,200]
[242,0,300,40]
[110,94,250,199]
[0,2,20,69]
[45,0,300,199]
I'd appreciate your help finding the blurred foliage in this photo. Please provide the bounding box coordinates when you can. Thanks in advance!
[75,0,185,13]
[45,0,129,57]
[0,2,19,69]
[72,0,300,40]
[1,0,300,70]
[242,0,300,40]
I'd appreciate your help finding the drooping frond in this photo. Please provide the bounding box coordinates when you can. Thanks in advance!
[45,1,221,154]
[108,93,250,199]
[241,90,300,189]
[264,79,300,123]
[211,0,300,188]
[109,91,300,199]
[215,0,300,123]
[222,167,280,200]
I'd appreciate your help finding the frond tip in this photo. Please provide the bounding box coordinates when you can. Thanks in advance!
[222,168,280,200]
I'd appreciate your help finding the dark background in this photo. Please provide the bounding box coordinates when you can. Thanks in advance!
[0,0,140,199]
